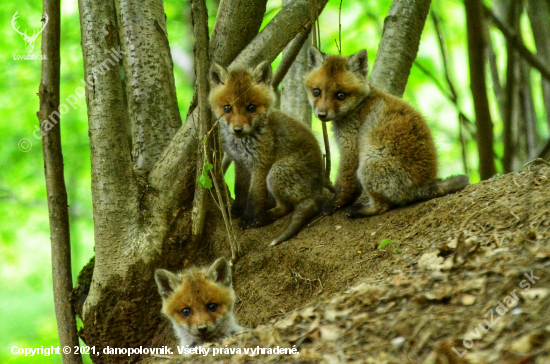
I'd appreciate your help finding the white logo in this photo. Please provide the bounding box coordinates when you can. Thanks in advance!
[12,11,48,54]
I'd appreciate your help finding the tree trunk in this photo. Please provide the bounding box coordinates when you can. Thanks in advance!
[39,1,83,363]
[465,0,496,180]
[370,0,432,97]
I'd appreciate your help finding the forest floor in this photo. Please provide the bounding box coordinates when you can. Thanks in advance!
[150,163,550,364]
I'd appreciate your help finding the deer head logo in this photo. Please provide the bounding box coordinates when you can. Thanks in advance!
[12,11,48,54]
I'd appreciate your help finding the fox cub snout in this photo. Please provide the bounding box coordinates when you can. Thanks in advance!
[154,258,243,347]
[209,61,325,246]
[304,46,469,217]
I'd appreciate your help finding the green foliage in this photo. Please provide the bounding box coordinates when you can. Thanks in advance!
[197,163,214,189]
[378,239,401,253]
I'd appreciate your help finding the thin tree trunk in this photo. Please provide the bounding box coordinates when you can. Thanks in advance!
[190,0,213,243]
[38,1,83,363]
[526,0,550,129]
[465,0,496,180]
[370,0,432,97]
[519,61,539,159]
[501,0,519,173]
[114,0,182,176]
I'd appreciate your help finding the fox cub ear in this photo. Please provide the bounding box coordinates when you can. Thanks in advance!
[154,269,180,299]
[252,61,272,85]
[206,257,232,287]
[210,63,229,86]
[308,45,325,70]
[346,49,368,77]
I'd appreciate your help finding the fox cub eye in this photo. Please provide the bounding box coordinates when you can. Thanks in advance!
[181,308,191,317]
[206,303,218,312]
[247,104,256,113]
[336,92,346,101]
[312,88,321,97]
[223,105,232,113]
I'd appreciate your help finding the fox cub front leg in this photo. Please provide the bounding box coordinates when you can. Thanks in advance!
[323,136,362,215]
[239,169,269,229]
[231,162,250,218]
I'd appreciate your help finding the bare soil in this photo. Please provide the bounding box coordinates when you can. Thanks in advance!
[148,163,550,363]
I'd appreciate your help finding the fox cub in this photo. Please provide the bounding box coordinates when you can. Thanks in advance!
[209,61,325,246]
[154,258,243,347]
[305,47,469,217]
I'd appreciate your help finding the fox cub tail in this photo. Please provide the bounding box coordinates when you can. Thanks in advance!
[416,175,470,201]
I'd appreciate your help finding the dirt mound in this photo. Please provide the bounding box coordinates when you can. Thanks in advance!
[151,164,550,363]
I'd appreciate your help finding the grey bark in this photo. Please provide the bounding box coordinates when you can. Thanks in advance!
[114,0,182,176]
[370,0,432,97]
[280,0,312,127]
[210,0,268,66]
[78,0,139,314]
[526,0,550,129]
[39,0,83,362]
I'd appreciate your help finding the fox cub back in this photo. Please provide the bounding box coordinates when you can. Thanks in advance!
[304,46,469,217]
[209,61,325,246]
[154,258,243,347]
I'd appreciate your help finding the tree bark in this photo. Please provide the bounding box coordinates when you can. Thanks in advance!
[114,0,182,176]
[78,0,140,322]
[38,1,83,363]
[526,0,550,129]
[190,0,213,243]
[280,0,312,127]
[465,0,497,180]
[210,0,268,66]
[370,0,432,97]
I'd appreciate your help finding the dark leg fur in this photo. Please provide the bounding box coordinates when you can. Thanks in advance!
[270,198,320,246]
[345,191,391,218]
[231,163,250,218]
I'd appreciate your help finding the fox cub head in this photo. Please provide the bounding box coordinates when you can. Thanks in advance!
[304,46,370,121]
[155,257,237,345]
[209,61,275,138]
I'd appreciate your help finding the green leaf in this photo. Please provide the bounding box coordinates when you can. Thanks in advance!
[203,163,214,174]
[378,239,395,249]
[197,174,212,189]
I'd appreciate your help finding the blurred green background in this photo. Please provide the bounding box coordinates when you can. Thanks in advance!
[1,0,547,363]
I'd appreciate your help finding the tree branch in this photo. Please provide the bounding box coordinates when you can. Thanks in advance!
[210,0,268,66]
[370,0,432,97]
[484,5,550,83]
[38,0,82,362]
[114,0,182,176]
[272,28,311,91]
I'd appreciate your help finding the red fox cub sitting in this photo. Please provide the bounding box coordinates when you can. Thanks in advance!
[154,258,243,347]
[209,61,325,246]
[304,47,469,217]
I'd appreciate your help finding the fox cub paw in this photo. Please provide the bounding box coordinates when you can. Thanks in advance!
[238,214,256,230]
[322,199,337,216]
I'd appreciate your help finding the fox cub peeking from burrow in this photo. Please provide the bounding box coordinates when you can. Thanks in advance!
[304,47,469,217]
[209,61,325,246]
[154,257,243,347]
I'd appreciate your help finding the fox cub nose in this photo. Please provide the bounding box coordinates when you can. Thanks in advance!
[233,127,243,134]
[317,111,327,119]
[198,326,208,334]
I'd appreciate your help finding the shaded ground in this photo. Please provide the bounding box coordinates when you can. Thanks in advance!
[147,163,550,363]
